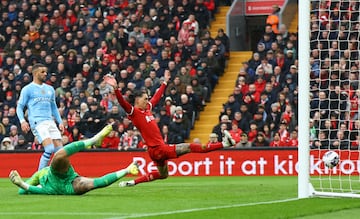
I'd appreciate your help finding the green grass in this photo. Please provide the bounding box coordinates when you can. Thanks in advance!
[1,176,360,219]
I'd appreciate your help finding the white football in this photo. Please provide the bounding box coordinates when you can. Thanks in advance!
[322,151,340,168]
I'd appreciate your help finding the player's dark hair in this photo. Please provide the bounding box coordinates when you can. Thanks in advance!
[32,63,45,74]
[128,89,147,105]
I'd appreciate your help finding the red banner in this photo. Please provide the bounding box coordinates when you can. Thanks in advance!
[246,0,285,15]
[0,150,359,177]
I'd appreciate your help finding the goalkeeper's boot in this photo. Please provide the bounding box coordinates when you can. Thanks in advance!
[93,123,113,147]
[9,170,24,187]
[222,130,236,147]
[127,161,139,175]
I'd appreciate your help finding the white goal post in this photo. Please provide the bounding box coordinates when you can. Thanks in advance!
[298,0,311,199]
[298,0,360,199]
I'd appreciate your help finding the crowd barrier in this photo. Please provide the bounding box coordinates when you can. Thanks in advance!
[1,148,357,177]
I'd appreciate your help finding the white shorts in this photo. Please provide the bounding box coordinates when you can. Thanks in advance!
[32,120,62,143]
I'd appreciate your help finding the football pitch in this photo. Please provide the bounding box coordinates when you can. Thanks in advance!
[1,176,360,219]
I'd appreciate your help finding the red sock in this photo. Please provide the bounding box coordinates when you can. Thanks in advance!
[189,142,223,153]
[134,171,164,185]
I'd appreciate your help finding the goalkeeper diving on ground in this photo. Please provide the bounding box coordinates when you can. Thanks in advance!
[9,124,139,195]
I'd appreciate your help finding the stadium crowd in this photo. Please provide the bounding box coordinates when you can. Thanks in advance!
[212,0,359,149]
[308,1,360,150]
[0,0,233,150]
[212,4,300,148]
[4,1,352,151]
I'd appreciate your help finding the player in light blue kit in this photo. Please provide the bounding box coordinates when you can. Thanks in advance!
[17,63,65,170]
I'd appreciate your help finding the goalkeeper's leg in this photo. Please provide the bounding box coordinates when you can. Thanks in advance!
[73,162,139,194]
[51,124,113,174]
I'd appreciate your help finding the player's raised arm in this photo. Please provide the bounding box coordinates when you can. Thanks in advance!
[103,74,133,113]
[150,69,170,106]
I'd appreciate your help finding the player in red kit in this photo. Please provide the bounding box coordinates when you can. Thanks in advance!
[103,71,235,187]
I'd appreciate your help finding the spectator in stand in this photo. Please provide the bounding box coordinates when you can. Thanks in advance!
[256,59,273,78]
[180,94,195,123]
[212,122,229,143]
[68,126,84,143]
[330,130,350,150]
[250,110,265,131]
[161,125,170,144]
[9,125,19,148]
[1,116,12,137]
[270,132,287,147]
[1,136,14,150]
[119,126,139,151]
[212,115,231,139]
[178,21,191,43]
[172,105,191,137]
[208,133,219,144]
[101,129,120,150]
[255,43,267,59]
[163,96,176,117]
[248,53,261,79]
[266,4,280,34]
[236,76,249,96]
[229,122,242,145]
[15,135,32,150]
[278,120,290,143]
[243,93,257,114]
[252,132,269,147]
[247,122,258,143]
[215,28,230,58]
[258,33,274,51]
[265,50,277,68]
[219,107,233,122]
[81,102,105,138]
[176,66,192,86]
[288,130,299,147]
[223,94,240,116]
[236,133,252,148]
[7,107,20,128]
[169,113,187,143]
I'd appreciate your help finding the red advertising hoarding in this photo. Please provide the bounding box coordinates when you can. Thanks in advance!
[0,150,358,177]
[246,0,285,15]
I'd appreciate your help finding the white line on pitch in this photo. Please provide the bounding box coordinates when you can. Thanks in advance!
[106,197,299,219]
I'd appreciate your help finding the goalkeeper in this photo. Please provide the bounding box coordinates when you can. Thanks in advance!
[9,124,139,195]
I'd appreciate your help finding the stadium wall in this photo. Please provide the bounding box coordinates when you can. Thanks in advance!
[1,149,358,177]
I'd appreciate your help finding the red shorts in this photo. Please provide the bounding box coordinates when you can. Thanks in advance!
[147,144,178,166]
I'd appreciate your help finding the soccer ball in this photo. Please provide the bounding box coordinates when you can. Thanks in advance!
[322,151,340,168]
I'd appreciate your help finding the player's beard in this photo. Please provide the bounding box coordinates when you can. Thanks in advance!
[40,76,46,83]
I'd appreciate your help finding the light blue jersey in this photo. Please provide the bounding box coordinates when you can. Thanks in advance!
[16,82,62,129]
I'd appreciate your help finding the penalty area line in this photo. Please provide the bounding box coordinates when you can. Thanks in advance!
[106,197,299,219]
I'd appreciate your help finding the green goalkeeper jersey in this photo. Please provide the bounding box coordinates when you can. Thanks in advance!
[19,166,79,195]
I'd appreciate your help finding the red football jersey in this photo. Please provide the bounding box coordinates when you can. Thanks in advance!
[115,83,167,147]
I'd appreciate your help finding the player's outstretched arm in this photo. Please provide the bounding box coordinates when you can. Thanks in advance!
[150,70,170,106]
[9,170,47,195]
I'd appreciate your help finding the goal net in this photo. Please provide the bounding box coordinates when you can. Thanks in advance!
[302,0,360,198]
